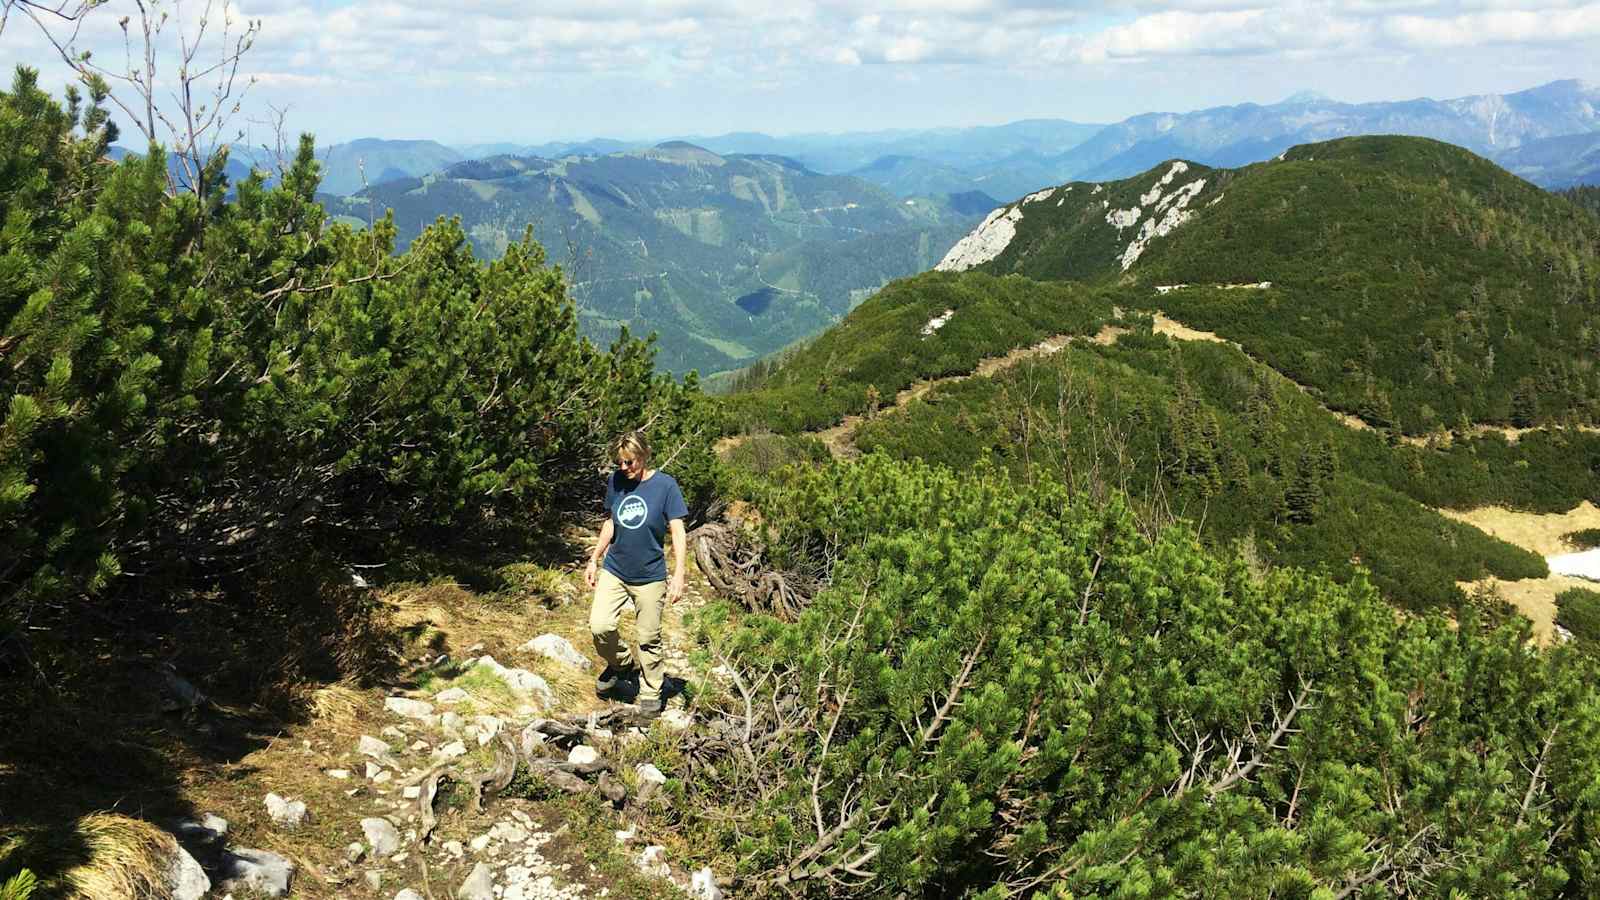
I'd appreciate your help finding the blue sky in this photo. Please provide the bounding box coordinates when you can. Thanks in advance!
[6,0,1600,145]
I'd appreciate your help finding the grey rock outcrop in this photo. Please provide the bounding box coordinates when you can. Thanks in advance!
[458,861,495,899]
[164,842,211,900]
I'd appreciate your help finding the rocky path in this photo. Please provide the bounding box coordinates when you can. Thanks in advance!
[156,538,726,900]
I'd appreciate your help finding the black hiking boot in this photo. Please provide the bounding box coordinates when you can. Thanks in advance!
[596,664,636,700]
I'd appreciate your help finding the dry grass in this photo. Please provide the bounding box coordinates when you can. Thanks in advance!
[0,814,176,900]
[307,681,366,728]
[1439,502,1600,558]
[1439,502,1600,645]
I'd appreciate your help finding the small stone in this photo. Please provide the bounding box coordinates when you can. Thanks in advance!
[614,826,636,845]
[402,785,421,800]
[391,852,408,864]
[385,696,435,719]
[346,842,365,862]
[658,708,693,730]
[636,845,670,878]
[436,741,468,761]
[470,834,492,853]
[264,793,309,830]
[458,861,494,900]
[567,745,599,766]
[690,867,724,899]
[443,840,465,858]
[362,817,402,857]
[396,891,426,900]
[521,633,593,671]
[634,763,667,785]
[381,725,408,741]
[365,870,383,891]
[326,768,351,779]
[374,770,393,784]
[410,740,428,752]
[366,761,384,779]
[435,687,470,704]
[359,735,393,758]
[216,848,295,898]
[172,813,229,848]
[441,711,466,733]
[490,821,528,844]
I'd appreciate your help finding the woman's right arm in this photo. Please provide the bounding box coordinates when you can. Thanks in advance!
[586,517,614,587]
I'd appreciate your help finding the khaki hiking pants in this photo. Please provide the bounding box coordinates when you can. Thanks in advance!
[589,569,665,703]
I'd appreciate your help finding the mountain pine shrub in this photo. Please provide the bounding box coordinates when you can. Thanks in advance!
[1,71,713,625]
[685,455,1600,896]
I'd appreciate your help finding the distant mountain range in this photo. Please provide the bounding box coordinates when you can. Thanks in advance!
[321,142,988,374]
[1055,79,1600,186]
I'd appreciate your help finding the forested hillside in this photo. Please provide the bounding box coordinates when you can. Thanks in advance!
[325,144,984,375]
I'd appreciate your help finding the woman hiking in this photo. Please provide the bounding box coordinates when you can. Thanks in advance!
[584,431,687,718]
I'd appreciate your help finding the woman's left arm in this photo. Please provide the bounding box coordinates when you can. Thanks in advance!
[667,518,687,602]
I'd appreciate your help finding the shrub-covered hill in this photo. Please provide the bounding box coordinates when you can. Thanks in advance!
[720,270,1118,433]
[851,326,1600,611]
[945,136,1600,434]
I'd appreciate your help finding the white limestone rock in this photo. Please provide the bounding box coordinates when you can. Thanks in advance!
[264,793,308,830]
[384,696,435,720]
[475,656,557,710]
[396,891,426,900]
[458,862,495,900]
[636,844,670,878]
[436,740,468,761]
[920,308,955,337]
[358,734,393,759]
[522,633,593,671]
[165,842,211,900]
[435,687,470,704]
[1119,178,1207,271]
[362,817,402,857]
[935,206,1024,272]
[568,744,600,766]
[691,867,724,900]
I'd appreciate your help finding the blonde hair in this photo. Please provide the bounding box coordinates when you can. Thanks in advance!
[612,430,653,465]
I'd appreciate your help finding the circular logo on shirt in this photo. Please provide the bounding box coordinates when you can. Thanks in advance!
[617,495,649,530]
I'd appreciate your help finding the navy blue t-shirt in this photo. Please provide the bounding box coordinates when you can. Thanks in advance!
[603,471,689,585]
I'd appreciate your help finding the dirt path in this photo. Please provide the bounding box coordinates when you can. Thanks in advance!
[720,325,1125,461]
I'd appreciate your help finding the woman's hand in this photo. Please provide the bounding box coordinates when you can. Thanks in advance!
[584,558,599,588]
[668,571,686,604]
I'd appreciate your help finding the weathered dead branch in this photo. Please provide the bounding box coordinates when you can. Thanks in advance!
[692,521,816,620]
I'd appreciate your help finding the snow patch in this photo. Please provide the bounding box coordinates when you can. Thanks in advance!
[1106,207,1141,229]
[1022,188,1056,204]
[1549,548,1600,581]
[921,308,955,337]
[935,206,1024,272]
[1118,178,1206,271]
